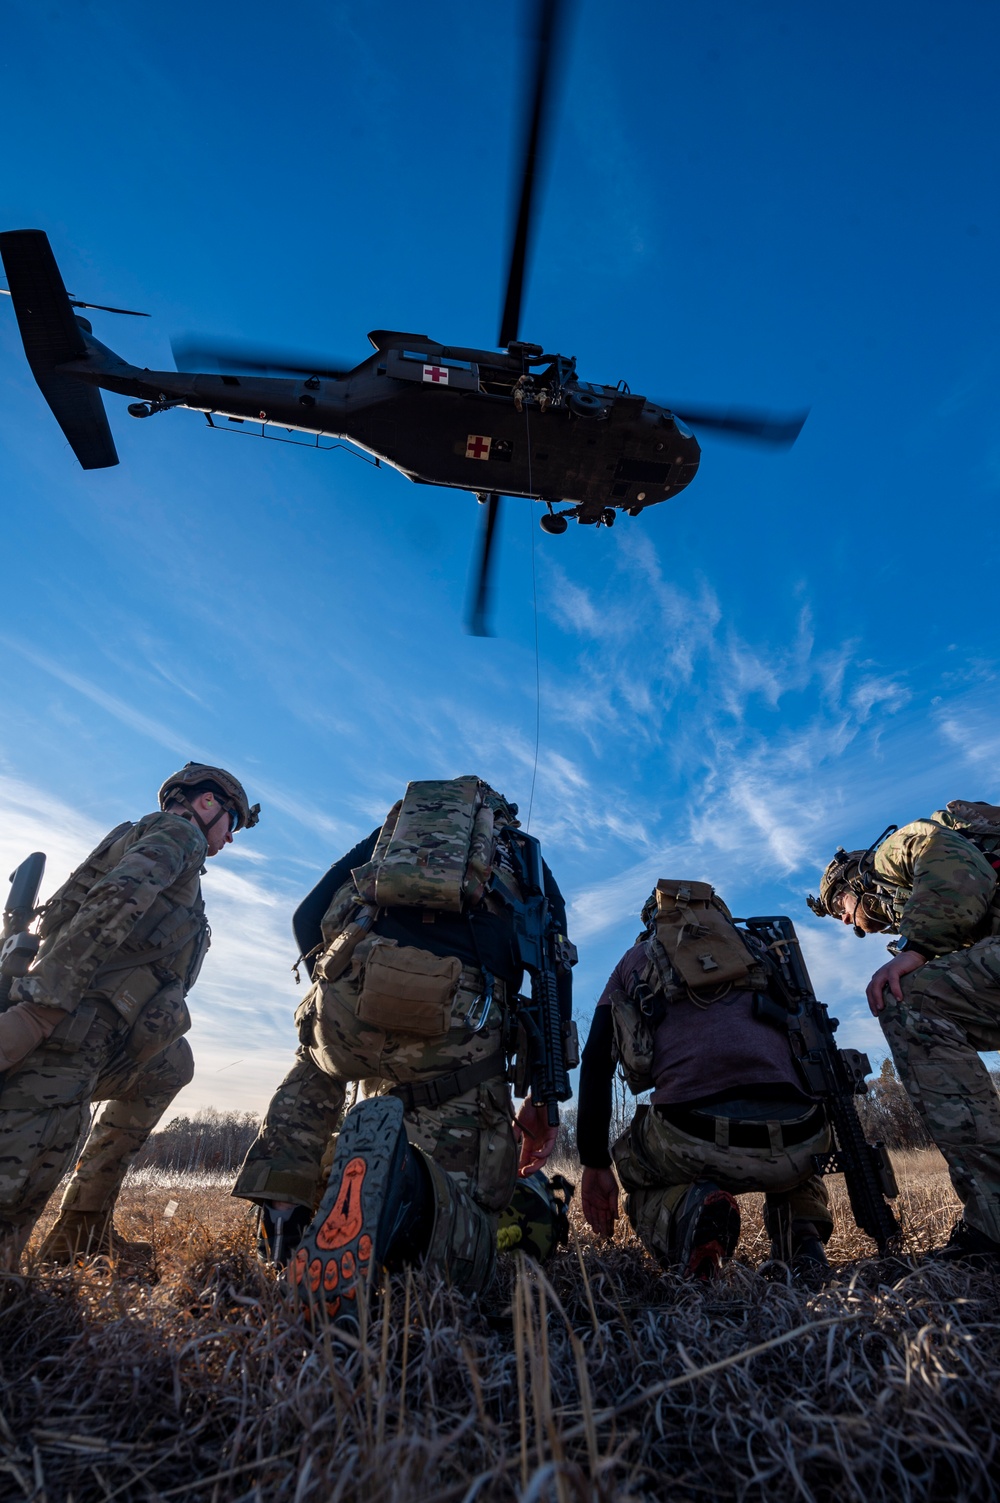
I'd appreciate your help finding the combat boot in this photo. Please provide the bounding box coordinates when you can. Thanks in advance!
[288,1096,432,1323]
[767,1217,831,1280]
[927,1218,1000,1266]
[257,1202,313,1269]
[38,1209,154,1270]
[671,1181,741,1279]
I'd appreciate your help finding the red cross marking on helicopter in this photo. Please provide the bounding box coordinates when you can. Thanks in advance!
[423,365,449,383]
[466,434,492,460]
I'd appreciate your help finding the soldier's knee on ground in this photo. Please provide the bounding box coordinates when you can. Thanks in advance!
[419,1151,497,1295]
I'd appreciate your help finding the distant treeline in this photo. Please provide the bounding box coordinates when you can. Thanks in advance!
[135,1064,998,1176]
[132,1108,261,1175]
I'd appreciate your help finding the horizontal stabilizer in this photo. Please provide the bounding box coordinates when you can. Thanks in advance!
[0,229,118,469]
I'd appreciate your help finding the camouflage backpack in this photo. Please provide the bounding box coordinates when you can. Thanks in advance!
[352,777,518,913]
[311,777,519,1004]
[933,801,1000,865]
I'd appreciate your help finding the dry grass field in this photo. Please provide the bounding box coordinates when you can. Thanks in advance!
[3,1150,999,1502]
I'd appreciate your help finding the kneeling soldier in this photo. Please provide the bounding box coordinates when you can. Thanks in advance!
[0,763,258,1269]
[233,776,576,1320]
[579,880,832,1278]
[810,801,1000,1264]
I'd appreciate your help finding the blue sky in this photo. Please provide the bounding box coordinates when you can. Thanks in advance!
[2,0,998,1114]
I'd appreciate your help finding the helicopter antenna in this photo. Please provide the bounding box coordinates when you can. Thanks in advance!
[498,0,568,350]
[0,286,149,317]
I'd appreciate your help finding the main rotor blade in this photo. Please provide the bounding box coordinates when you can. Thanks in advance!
[467,494,502,637]
[171,336,355,379]
[1,287,149,317]
[669,404,810,448]
[498,0,567,351]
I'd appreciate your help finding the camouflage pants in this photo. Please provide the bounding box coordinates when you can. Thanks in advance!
[233,958,519,1292]
[612,1103,832,1267]
[880,936,1000,1243]
[0,998,193,1254]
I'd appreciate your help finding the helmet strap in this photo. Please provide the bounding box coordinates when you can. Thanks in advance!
[176,794,230,839]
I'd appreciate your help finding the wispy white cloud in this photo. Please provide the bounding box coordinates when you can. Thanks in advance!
[851,675,911,720]
[1,639,190,755]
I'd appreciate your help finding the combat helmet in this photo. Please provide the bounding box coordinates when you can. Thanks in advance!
[497,1172,575,1261]
[158,762,260,833]
[807,826,898,935]
[807,847,868,920]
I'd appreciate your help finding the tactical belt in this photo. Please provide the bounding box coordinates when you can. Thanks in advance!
[389,1048,507,1112]
[657,1101,826,1150]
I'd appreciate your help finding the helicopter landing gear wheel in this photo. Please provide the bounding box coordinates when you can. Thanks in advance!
[601,507,616,527]
[540,512,568,535]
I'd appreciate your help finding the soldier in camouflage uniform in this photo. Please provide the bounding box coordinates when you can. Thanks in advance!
[810,803,1000,1261]
[233,776,574,1321]
[579,880,833,1279]
[0,763,259,1269]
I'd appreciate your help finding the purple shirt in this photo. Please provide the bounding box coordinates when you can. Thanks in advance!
[597,940,810,1106]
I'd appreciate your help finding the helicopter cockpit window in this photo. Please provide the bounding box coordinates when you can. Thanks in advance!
[401,351,430,362]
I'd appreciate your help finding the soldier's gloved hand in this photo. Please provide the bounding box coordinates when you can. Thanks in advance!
[581,1167,619,1238]
[866,950,927,1014]
[513,1098,558,1177]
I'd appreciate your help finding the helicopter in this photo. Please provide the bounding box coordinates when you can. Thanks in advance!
[0,0,806,635]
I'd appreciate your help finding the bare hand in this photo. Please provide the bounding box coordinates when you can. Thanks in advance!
[866,949,927,1014]
[581,1166,619,1237]
[514,1098,558,1177]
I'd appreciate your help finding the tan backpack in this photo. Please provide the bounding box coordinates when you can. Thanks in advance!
[646,880,758,1000]
[609,880,766,1093]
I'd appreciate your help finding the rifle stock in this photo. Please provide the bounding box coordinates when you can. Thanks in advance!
[743,914,902,1255]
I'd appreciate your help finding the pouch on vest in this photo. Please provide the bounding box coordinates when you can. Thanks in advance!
[357,939,463,1037]
[92,963,165,1026]
[651,880,753,996]
[43,1001,98,1055]
[356,777,489,913]
[125,981,191,1064]
[316,907,377,983]
[608,987,658,1094]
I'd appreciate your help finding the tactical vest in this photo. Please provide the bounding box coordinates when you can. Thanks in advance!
[39,815,210,1027]
[611,880,768,1093]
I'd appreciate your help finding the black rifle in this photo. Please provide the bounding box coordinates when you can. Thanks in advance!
[501,832,578,1127]
[0,852,47,1010]
[743,914,901,1255]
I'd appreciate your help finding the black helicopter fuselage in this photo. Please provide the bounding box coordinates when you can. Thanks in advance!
[68,325,701,522]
